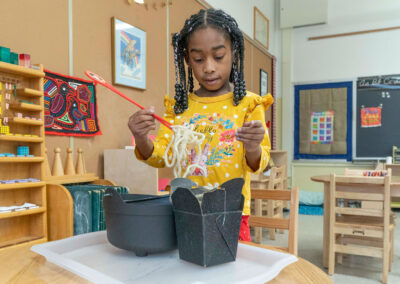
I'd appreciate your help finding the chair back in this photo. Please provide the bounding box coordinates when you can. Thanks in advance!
[330,174,391,224]
[267,165,286,190]
[328,174,394,282]
[249,187,299,255]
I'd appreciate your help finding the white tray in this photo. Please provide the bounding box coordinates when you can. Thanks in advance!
[31,231,297,284]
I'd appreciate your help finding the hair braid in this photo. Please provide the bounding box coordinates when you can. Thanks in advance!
[188,67,194,93]
[172,8,247,113]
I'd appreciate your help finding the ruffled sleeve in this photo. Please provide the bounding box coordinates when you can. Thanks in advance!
[134,95,175,168]
[246,93,273,115]
[163,94,176,117]
[243,92,273,174]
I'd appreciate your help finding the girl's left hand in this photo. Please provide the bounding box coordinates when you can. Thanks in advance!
[236,120,265,152]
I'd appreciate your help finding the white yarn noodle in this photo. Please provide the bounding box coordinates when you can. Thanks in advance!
[164,124,207,178]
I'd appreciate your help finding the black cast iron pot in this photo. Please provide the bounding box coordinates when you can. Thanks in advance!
[103,188,177,256]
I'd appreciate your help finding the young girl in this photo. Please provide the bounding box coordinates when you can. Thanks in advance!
[128,8,273,242]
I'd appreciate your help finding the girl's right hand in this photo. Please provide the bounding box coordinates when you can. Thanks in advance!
[128,106,156,137]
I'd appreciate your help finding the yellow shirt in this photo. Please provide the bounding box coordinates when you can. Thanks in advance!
[135,91,273,215]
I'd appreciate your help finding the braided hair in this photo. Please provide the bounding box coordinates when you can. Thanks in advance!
[172,8,246,114]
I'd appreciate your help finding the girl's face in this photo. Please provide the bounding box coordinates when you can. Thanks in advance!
[187,27,233,96]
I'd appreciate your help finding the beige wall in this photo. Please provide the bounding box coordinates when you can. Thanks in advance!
[291,162,374,192]
[0,0,274,180]
[0,0,71,169]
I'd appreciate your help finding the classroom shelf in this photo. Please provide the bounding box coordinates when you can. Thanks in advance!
[46,174,99,185]
[16,88,43,98]
[10,102,42,112]
[0,157,44,163]
[10,117,43,126]
[0,135,43,143]
[0,207,45,220]
[0,62,44,78]
[0,236,46,249]
[0,62,47,251]
[0,181,46,191]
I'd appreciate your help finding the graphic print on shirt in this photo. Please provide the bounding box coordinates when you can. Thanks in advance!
[185,112,239,177]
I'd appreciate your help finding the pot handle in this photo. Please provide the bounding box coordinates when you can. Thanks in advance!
[104,188,125,206]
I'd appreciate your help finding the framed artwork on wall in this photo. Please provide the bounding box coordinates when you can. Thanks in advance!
[260,69,268,96]
[254,7,269,50]
[112,17,146,89]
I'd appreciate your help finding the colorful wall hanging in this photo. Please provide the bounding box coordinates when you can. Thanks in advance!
[44,70,102,137]
[294,81,352,161]
[310,111,334,144]
[360,106,382,128]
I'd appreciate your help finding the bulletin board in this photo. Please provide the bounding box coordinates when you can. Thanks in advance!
[294,82,353,161]
[355,74,400,159]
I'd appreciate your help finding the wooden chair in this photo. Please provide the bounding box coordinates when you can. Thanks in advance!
[252,165,286,242]
[249,187,299,255]
[344,168,392,210]
[328,174,395,283]
[342,168,396,267]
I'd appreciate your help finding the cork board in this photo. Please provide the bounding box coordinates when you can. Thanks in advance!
[0,0,274,179]
[0,0,70,167]
[294,82,353,160]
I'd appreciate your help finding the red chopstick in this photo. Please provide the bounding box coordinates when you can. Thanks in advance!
[85,70,172,130]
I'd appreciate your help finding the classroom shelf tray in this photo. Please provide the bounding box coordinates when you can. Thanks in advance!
[31,231,297,284]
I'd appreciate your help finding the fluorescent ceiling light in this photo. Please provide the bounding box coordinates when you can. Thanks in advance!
[135,0,144,4]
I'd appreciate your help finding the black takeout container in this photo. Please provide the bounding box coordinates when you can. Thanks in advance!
[171,178,244,267]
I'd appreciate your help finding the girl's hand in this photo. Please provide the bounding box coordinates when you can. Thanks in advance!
[128,106,156,138]
[236,120,265,152]
[128,106,156,159]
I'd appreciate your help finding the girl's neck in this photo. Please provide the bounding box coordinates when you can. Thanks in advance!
[194,81,233,97]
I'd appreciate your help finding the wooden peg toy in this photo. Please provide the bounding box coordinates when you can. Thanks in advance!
[75,148,86,174]
[64,147,76,175]
[52,147,64,176]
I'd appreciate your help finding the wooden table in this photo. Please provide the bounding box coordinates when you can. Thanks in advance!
[0,241,332,284]
[311,174,400,268]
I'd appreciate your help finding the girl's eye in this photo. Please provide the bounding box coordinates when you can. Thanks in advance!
[194,58,203,62]
[215,56,224,60]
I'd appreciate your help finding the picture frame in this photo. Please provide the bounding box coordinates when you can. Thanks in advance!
[260,69,268,96]
[254,7,269,50]
[112,17,146,89]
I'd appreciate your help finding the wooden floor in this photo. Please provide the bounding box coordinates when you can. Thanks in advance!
[254,212,400,283]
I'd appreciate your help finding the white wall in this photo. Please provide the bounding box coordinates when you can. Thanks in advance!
[285,0,400,191]
[292,0,400,83]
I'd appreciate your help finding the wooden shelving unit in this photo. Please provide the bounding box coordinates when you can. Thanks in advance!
[10,102,42,112]
[10,117,44,126]
[0,135,43,143]
[16,88,43,97]
[0,207,46,219]
[0,62,45,78]
[46,173,98,185]
[0,62,47,250]
[0,181,46,190]
[47,178,116,241]
[0,157,44,163]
